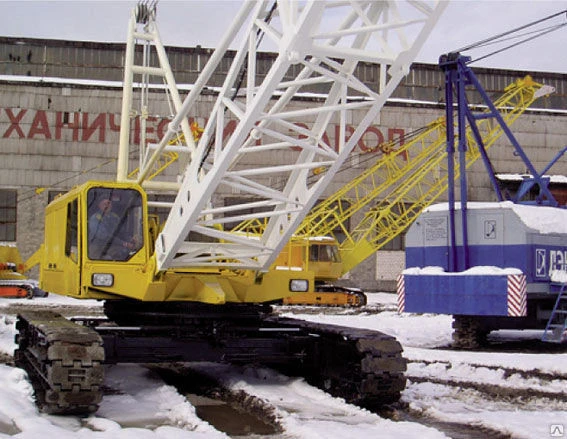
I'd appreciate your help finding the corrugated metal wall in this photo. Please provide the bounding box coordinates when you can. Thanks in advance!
[1,36,565,108]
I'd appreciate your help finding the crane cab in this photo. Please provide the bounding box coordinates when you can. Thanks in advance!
[39,181,162,301]
[36,181,315,304]
[307,238,343,282]
[275,236,343,282]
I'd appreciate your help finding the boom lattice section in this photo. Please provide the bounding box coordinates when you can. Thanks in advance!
[147,0,446,271]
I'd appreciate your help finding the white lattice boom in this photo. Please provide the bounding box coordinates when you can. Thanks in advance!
[153,0,446,271]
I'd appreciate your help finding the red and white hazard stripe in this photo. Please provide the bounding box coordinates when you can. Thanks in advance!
[507,274,527,317]
[396,274,405,313]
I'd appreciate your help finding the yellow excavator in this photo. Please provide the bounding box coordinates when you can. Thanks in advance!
[11,1,448,414]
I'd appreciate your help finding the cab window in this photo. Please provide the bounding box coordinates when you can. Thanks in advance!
[65,199,78,262]
[87,188,143,261]
[309,244,340,262]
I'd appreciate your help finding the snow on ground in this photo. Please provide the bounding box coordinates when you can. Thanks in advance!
[0,296,228,438]
[280,293,567,439]
[279,298,455,348]
[188,363,447,439]
[0,293,565,438]
[0,363,227,439]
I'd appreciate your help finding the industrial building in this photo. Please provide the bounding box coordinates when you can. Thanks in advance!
[1,35,566,291]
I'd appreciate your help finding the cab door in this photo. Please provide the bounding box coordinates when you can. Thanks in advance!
[41,198,81,297]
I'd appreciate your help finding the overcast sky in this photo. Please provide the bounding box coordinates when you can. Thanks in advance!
[0,0,566,73]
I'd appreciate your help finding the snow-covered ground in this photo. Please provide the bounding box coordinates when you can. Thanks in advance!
[0,293,565,438]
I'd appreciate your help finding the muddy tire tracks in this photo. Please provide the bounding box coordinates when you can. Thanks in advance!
[151,364,284,436]
[399,408,515,439]
[411,358,567,381]
[407,357,567,407]
[156,363,520,439]
[407,374,567,403]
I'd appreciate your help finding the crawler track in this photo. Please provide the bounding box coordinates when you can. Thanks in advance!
[14,311,104,414]
[269,316,406,408]
[14,302,407,415]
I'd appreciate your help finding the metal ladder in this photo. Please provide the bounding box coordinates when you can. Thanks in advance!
[542,283,567,343]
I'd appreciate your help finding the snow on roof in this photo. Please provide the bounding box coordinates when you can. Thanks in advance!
[1,74,565,115]
[424,201,567,234]
[496,173,567,184]
[0,74,195,91]
[403,265,522,275]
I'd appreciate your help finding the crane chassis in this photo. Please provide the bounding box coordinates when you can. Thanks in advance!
[15,303,405,414]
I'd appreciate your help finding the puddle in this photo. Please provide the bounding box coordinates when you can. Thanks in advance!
[153,365,281,437]
[186,393,277,436]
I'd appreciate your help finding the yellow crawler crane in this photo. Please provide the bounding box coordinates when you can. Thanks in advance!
[13,1,447,415]
[274,236,367,306]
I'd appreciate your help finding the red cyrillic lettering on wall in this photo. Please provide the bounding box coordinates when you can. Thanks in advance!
[388,128,405,145]
[131,116,158,145]
[321,131,332,151]
[3,109,27,138]
[132,117,141,145]
[55,112,80,141]
[223,120,237,141]
[108,113,121,132]
[82,113,106,142]
[0,108,406,157]
[358,126,384,152]
[144,116,158,145]
[334,124,356,153]
[28,110,52,139]
[156,118,171,140]
[291,122,309,151]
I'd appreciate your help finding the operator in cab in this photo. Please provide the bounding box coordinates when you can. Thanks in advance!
[88,194,140,261]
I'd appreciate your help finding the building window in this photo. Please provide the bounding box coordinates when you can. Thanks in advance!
[497,175,567,206]
[0,189,17,241]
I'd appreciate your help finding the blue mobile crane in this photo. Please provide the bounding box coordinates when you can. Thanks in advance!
[397,11,567,348]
